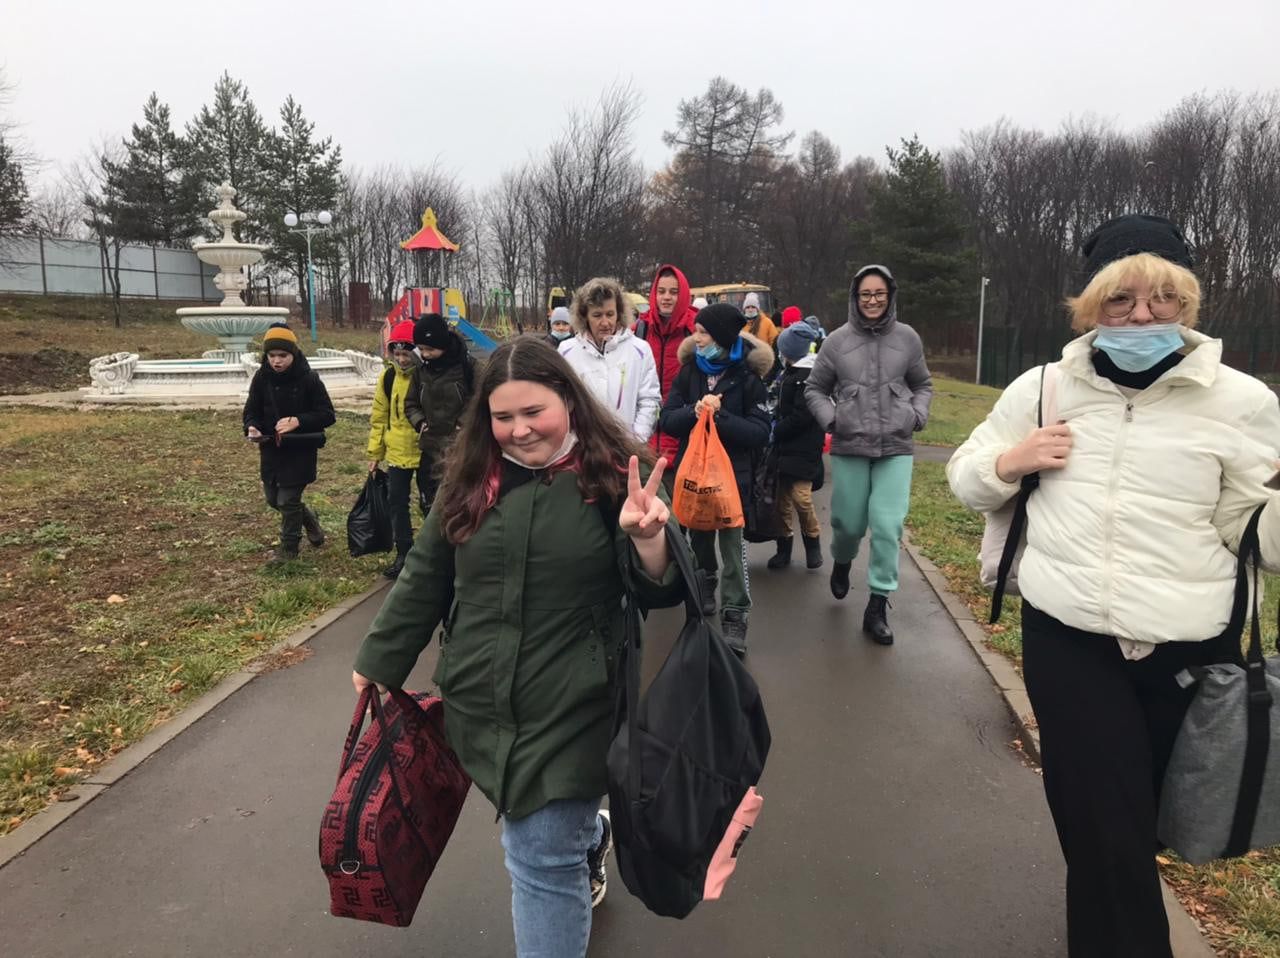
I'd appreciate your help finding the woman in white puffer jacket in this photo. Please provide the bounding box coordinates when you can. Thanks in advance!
[948,214,1280,958]
[559,276,662,442]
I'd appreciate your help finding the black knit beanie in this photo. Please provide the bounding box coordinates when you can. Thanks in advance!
[413,313,451,351]
[1082,214,1194,280]
[696,302,747,350]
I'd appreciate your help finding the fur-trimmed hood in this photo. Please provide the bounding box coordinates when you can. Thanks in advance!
[676,330,774,378]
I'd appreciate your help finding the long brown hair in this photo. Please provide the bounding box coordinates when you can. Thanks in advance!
[438,336,654,544]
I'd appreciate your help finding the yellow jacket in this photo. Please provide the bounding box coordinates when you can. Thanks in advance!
[366,362,422,468]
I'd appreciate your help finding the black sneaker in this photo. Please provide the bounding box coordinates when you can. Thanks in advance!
[588,810,612,908]
[382,553,406,580]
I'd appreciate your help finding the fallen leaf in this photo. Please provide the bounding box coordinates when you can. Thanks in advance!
[106,594,126,605]
[167,680,186,694]
[1156,855,1172,866]
[7,816,22,829]
[6,638,26,646]
[75,747,94,762]
[53,766,81,778]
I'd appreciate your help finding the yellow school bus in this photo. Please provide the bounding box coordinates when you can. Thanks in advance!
[689,283,775,316]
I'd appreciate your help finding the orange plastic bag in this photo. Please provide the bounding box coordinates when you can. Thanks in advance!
[672,406,744,531]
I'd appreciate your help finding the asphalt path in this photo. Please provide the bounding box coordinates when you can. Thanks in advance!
[0,478,1068,958]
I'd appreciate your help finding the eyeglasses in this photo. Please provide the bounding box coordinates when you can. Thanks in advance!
[857,291,889,303]
[1101,291,1184,321]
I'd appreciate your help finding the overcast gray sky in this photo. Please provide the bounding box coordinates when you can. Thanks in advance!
[7,0,1280,194]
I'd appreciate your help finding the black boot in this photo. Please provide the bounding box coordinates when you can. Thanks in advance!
[802,535,823,570]
[720,609,748,656]
[830,561,851,600]
[265,544,299,568]
[302,507,326,547]
[767,537,793,570]
[863,594,894,645]
[383,550,408,580]
[697,570,718,617]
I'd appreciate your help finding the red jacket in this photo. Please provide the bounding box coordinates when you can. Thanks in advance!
[636,264,697,460]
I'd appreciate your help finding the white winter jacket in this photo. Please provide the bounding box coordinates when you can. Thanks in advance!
[559,329,662,441]
[948,328,1280,654]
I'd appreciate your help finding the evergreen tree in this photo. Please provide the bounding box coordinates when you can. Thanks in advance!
[185,72,268,230]
[852,135,976,342]
[0,132,29,235]
[116,93,203,246]
[259,96,344,315]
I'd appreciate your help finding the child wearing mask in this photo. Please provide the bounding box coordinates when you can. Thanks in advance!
[545,306,573,349]
[768,322,825,570]
[658,303,772,653]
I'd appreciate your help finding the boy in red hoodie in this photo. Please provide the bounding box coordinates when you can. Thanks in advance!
[634,264,697,464]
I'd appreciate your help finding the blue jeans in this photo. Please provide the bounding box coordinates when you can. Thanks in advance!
[500,798,603,958]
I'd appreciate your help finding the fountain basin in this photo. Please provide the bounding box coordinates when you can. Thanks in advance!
[190,243,269,271]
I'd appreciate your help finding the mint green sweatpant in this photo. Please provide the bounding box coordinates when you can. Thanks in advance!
[829,454,914,596]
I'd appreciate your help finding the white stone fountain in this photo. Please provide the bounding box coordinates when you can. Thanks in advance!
[85,183,382,400]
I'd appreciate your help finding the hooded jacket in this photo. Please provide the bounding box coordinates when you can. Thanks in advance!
[353,463,685,819]
[804,265,933,458]
[559,325,662,442]
[637,265,698,458]
[242,346,337,487]
[367,356,423,469]
[948,327,1280,652]
[404,333,478,460]
[772,353,825,484]
[658,332,774,507]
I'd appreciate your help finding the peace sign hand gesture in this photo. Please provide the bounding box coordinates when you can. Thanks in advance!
[619,455,669,540]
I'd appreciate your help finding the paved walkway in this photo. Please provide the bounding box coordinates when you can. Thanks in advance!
[0,479,1082,957]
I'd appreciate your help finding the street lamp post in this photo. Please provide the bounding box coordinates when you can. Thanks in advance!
[975,275,990,385]
[283,209,333,342]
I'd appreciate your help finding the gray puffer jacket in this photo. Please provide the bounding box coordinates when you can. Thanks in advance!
[804,265,933,458]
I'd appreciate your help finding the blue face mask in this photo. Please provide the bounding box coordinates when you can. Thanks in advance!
[550,328,571,341]
[696,342,725,361]
[1094,323,1184,373]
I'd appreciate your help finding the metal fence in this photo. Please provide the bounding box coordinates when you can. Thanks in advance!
[0,235,219,301]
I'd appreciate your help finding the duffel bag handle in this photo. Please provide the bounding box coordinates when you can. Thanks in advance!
[338,686,376,780]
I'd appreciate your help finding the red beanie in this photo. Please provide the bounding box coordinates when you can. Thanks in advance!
[388,320,416,347]
[781,306,803,328]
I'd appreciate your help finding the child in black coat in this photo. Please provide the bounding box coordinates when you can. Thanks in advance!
[243,324,337,565]
[768,322,826,570]
[657,303,772,653]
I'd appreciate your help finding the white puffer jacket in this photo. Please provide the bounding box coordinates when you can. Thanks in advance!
[948,328,1280,653]
[559,328,662,441]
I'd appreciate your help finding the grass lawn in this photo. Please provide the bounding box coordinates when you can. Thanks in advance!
[905,391,1280,958]
[0,293,382,394]
[0,406,390,834]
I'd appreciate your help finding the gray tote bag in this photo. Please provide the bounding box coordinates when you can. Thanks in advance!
[1158,503,1280,864]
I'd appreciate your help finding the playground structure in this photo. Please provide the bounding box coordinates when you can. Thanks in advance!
[382,208,497,355]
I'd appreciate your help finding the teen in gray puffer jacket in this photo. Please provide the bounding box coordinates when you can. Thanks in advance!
[804,264,932,645]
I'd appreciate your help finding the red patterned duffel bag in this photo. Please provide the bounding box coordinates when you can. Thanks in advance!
[319,687,470,926]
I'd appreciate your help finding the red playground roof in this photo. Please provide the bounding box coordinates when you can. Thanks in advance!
[401,207,459,252]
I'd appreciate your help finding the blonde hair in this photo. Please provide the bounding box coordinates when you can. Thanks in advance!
[571,276,632,334]
[1066,252,1201,332]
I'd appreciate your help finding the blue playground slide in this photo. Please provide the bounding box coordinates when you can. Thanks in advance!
[451,317,498,354]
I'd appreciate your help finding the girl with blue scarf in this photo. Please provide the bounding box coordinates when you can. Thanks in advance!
[658,303,773,654]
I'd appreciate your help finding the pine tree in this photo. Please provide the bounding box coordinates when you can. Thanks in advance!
[0,132,29,235]
[259,96,344,315]
[185,72,268,231]
[852,135,976,342]
[116,93,203,247]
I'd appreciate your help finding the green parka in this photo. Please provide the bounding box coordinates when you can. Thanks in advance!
[353,462,684,819]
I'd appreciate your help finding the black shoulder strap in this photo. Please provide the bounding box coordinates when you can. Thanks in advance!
[1223,503,1272,858]
[381,366,395,400]
[989,364,1049,624]
[634,318,648,341]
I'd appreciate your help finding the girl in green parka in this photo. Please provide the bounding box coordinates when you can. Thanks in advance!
[352,338,684,958]
[365,320,423,580]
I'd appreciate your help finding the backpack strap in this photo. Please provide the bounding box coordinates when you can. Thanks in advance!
[989,363,1055,623]
[634,318,648,341]
[381,366,395,401]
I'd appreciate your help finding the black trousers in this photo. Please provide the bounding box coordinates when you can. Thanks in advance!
[263,480,315,551]
[1021,601,1224,958]
[386,465,434,553]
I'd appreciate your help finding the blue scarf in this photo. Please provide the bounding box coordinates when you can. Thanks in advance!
[695,337,745,376]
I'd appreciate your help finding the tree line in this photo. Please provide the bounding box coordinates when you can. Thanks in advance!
[2,70,1277,382]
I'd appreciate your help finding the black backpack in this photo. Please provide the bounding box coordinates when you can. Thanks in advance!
[607,525,771,918]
